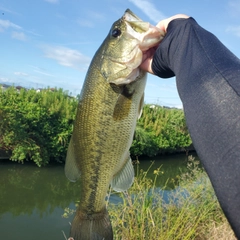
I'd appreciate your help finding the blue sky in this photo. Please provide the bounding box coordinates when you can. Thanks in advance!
[1,0,240,108]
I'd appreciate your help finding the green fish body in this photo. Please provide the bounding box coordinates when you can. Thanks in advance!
[65,9,165,240]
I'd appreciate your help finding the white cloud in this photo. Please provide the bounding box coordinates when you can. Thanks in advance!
[226,25,240,37]
[34,70,56,77]
[0,6,19,15]
[11,31,27,41]
[0,77,13,83]
[42,45,91,71]
[0,19,36,39]
[0,19,21,31]
[128,0,166,23]
[14,72,29,76]
[28,65,57,77]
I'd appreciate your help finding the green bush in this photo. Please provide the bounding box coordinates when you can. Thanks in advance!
[0,87,77,166]
[130,105,192,156]
[0,87,192,166]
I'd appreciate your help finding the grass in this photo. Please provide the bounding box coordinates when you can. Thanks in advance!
[63,156,236,239]
[107,156,236,240]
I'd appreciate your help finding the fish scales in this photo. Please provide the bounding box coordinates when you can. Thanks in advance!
[65,9,165,240]
[72,59,141,213]
[77,79,136,212]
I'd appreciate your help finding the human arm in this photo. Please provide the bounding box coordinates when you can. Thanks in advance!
[140,14,189,74]
[142,15,240,238]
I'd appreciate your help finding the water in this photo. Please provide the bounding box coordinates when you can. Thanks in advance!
[0,154,195,240]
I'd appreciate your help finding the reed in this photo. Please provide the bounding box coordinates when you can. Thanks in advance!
[63,156,236,239]
[108,156,236,240]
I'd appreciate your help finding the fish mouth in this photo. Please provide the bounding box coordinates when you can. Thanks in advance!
[123,9,165,52]
[124,9,141,21]
[123,9,150,33]
[105,9,165,86]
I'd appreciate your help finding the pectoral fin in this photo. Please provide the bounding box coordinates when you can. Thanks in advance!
[111,155,134,192]
[64,137,81,182]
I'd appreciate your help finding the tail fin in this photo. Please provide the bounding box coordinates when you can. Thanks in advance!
[69,208,113,240]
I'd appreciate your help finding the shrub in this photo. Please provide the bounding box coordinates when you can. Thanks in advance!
[0,87,77,166]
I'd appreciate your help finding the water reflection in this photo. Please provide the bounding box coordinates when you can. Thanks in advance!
[134,153,195,189]
[0,154,195,240]
[0,161,80,216]
[0,161,78,239]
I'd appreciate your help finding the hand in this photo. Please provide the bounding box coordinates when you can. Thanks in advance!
[140,14,190,74]
[140,46,157,74]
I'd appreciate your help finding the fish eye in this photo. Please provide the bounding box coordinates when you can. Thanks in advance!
[111,28,121,38]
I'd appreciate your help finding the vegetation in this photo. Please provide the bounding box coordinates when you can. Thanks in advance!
[0,86,77,166]
[108,157,236,239]
[63,156,236,239]
[0,86,192,166]
[130,105,192,157]
[1,87,234,239]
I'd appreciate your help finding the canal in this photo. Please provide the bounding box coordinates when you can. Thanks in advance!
[0,153,197,240]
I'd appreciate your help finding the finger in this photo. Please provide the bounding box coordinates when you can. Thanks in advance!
[156,14,190,32]
[140,54,154,74]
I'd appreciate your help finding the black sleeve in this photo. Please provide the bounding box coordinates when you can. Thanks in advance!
[152,17,240,238]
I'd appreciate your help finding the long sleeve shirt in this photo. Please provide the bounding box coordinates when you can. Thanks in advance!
[152,17,240,238]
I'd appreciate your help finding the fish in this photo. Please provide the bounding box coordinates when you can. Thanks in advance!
[65,9,165,240]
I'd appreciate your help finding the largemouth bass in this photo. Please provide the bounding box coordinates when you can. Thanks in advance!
[65,9,165,240]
